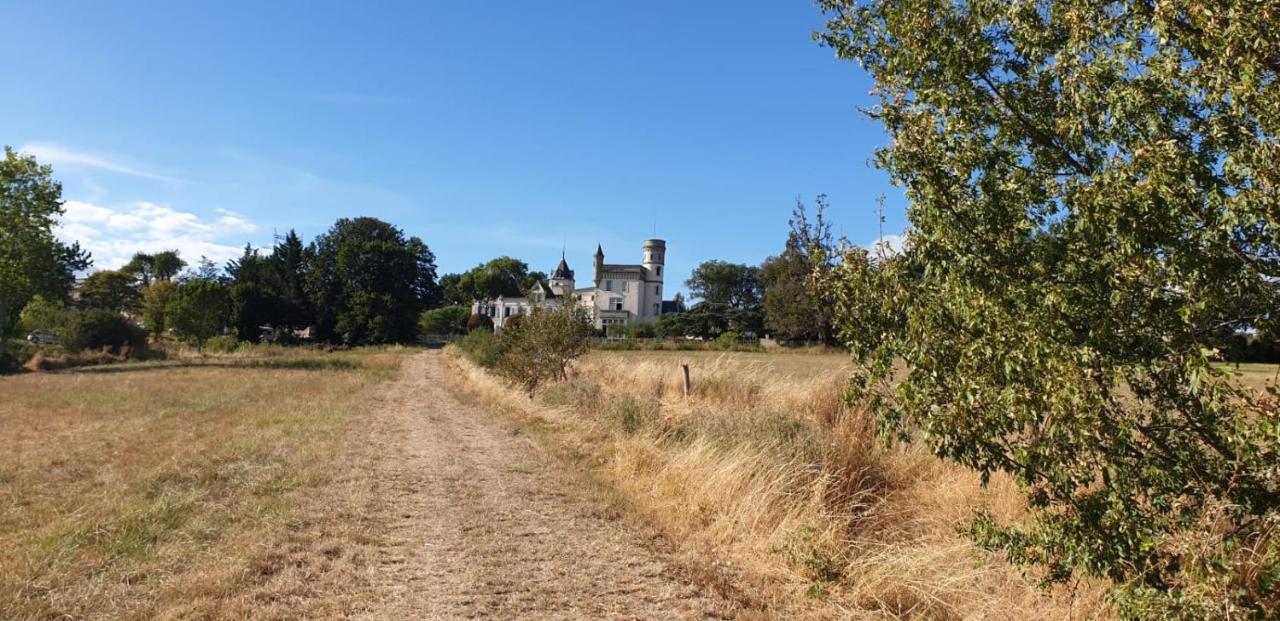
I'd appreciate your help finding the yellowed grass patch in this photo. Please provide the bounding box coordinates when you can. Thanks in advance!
[446,348,1112,620]
[0,348,408,620]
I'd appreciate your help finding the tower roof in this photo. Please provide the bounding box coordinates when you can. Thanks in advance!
[552,256,573,279]
[595,243,604,257]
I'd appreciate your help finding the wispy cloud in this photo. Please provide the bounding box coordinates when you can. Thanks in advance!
[57,200,260,269]
[19,143,187,184]
[317,92,413,105]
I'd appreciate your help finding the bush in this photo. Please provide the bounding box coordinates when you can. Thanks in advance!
[625,321,658,339]
[203,335,239,354]
[18,295,70,336]
[467,313,493,333]
[495,305,594,395]
[457,330,505,368]
[420,305,470,336]
[715,331,741,350]
[63,309,147,356]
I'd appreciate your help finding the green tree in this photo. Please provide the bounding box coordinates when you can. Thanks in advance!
[18,295,71,336]
[454,257,544,303]
[167,279,229,352]
[270,230,313,334]
[0,146,91,340]
[495,304,594,395]
[122,250,185,287]
[226,244,282,342]
[685,260,762,309]
[818,1,1280,616]
[761,196,837,342]
[63,309,147,355]
[419,305,471,336]
[141,281,177,337]
[79,270,141,313]
[307,217,438,345]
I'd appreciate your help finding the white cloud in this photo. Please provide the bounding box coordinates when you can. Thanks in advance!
[57,200,260,270]
[18,143,186,184]
[864,233,906,257]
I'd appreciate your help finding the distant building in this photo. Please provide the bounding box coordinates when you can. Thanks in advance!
[472,239,668,332]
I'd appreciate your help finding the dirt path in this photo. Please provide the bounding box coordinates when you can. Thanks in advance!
[354,351,736,620]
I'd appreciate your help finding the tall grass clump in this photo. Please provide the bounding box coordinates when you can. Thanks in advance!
[444,349,1108,619]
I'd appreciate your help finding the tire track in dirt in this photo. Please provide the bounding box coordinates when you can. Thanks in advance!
[356,350,737,620]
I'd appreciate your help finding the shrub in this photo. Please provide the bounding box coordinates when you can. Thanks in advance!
[495,305,593,395]
[18,295,70,336]
[625,321,658,339]
[420,305,470,336]
[63,309,147,355]
[203,335,239,354]
[715,331,741,350]
[457,330,505,368]
[467,313,493,333]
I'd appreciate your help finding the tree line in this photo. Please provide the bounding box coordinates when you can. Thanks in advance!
[1,146,441,353]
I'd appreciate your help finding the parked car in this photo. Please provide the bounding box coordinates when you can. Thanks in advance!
[26,331,60,345]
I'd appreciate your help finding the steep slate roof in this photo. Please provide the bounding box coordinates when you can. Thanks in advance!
[551,256,574,279]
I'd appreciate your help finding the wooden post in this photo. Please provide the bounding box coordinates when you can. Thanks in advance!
[681,363,691,398]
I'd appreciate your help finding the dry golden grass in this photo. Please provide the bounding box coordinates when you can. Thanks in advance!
[446,348,1112,620]
[0,348,409,620]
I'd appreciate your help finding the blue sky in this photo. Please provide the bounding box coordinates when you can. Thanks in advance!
[1,1,904,293]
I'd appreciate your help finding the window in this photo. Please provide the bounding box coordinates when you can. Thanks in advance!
[656,266,662,276]
[621,280,628,292]
[654,285,660,296]
[605,280,613,291]
[654,303,660,316]
[611,298,623,311]
[504,307,512,317]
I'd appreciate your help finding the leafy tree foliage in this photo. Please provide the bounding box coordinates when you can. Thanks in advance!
[467,313,494,333]
[0,146,91,338]
[226,244,282,341]
[79,270,141,313]
[419,305,471,336]
[451,257,546,303]
[658,302,762,339]
[818,1,1280,617]
[269,230,313,334]
[141,281,177,337]
[494,304,594,395]
[64,309,146,355]
[307,217,437,344]
[685,260,762,309]
[166,279,229,352]
[18,295,71,336]
[761,196,837,342]
[122,250,185,287]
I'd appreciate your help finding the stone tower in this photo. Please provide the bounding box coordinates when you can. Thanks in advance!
[642,239,665,281]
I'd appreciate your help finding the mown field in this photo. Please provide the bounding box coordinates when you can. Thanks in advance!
[0,348,408,620]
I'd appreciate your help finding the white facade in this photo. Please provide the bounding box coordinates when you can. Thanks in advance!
[472,239,667,332]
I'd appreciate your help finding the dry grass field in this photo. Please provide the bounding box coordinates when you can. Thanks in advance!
[448,348,1118,619]
[0,348,408,620]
